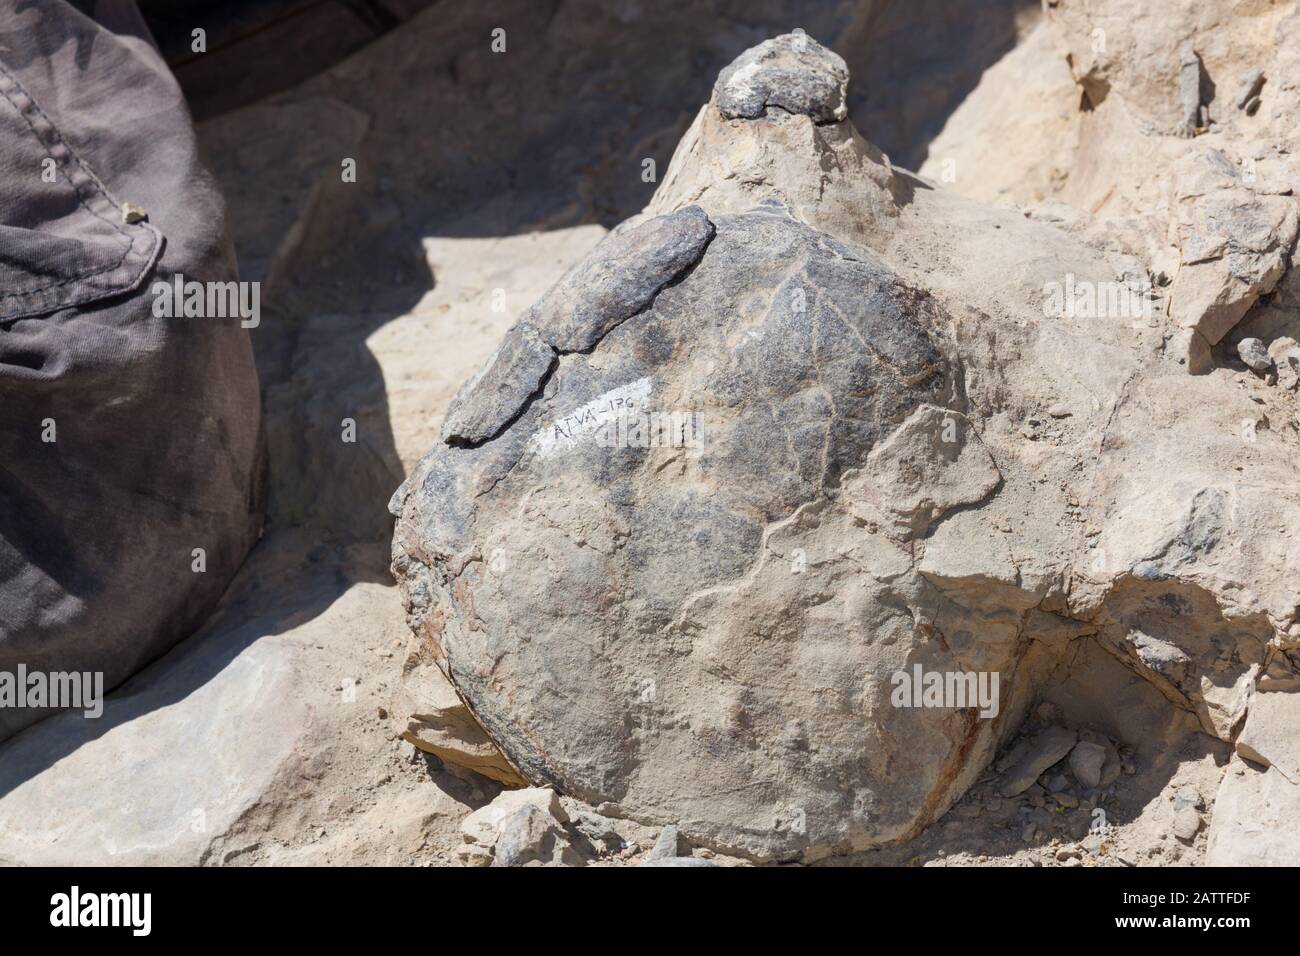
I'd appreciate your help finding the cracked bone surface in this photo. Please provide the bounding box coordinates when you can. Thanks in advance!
[391,27,1300,862]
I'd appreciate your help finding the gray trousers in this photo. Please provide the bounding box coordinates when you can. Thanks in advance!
[0,0,264,740]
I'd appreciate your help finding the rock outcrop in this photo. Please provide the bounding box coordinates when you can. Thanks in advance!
[392,24,1300,863]
[4,0,1291,870]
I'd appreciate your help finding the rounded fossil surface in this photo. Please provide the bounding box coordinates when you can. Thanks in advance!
[390,200,972,860]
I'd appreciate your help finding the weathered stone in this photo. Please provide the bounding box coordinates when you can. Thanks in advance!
[1169,164,1299,346]
[637,822,716,866]
[439,206,714,445]
[1169,327,1213,375]
[1234,68,1265,109]
[461,787,569,844]
[1177,42,1202,137]
[460,787,579,866]
[851,405,1001,540]
[1207,759,1300,865]
[563,802,624,847]
[1236,337,1273,372]
[1235,690,1300,783]
[440,323,555,445]
[714,30,849,124]
[393,196,961,861]
[1172,805,1201,841]
[646,824,681,861]
[1173,784,1203,811]
[531,205,716,353]
[1126,630,1194,686]
[493,804,582,867]
[1099,738,1123,788]
[1068,741,1108,790]
[999,727,1078,797]
[1279,347,1300,389]
[456,843,493,867]
[399,660,526,786]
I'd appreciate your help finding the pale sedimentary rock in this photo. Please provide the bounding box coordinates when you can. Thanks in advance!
[393,23,1300,862]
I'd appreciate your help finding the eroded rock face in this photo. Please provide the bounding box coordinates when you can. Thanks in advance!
[392,27,1300,862]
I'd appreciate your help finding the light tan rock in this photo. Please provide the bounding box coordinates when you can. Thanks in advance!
[1169,153,1299,345]
[1235,689,1300,783]
[460,787,580,867]
[645,96,901,253]
[852,405,1001,541]
[461,787,570,847]
[392,19,1300,865]
[919,21,1078,208]
[1207,758,1300,865]
[398,652,526,786]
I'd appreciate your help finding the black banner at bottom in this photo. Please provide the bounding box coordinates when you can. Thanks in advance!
[0,864,1275,942]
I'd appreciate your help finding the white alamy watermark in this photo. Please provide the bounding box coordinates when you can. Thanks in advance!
[151,273,260,328]
[530,378,651,457]
[890,664,1000,719]
[1042,273,1152,322]
[0,665,103,719]
[50,887,151,936]
[594,409,704,456]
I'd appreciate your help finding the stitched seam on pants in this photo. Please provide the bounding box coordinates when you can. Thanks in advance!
[0,58,156,301]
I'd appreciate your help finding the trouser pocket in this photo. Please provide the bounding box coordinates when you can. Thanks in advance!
[0,57,161,322]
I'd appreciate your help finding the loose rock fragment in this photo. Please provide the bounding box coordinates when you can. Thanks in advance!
[439,205,715,445]
[400,675,526,786]
[1172,805,1201,841]
[440,323,555,445]
[459,788,580,867]
[535,204,716,353]
[713,29,850,123]
[1000,727,1078,797]
[1237,337,1273,373]
[638,823,716,867]
[1177,42,1202,136]
[1068,741,1108,790]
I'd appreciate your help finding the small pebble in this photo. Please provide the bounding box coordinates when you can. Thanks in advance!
[1238,337,1273,372]
[1173,805,1201,842]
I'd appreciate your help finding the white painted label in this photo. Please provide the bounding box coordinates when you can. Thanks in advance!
[528,377,653,458]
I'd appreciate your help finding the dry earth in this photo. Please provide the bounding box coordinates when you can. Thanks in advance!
[1,0,1296,867]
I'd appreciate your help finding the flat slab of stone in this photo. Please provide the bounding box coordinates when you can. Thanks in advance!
[999,726,1078,797]
[0,626,306,866]
[1235,689,1300,783]
[535,205,715,353]
[401,659,526,786]
[1207,758,1300,865]
[440,323,555,445]
[439,206,714,445]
